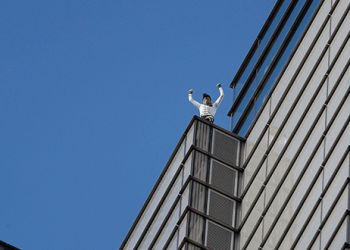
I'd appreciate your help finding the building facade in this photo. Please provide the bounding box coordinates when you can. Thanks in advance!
[120,0,350,249]
[0,240,20,250]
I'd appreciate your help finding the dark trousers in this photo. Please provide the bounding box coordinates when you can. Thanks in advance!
[201,115,214,123]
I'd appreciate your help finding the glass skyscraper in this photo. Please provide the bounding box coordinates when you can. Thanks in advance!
[120,0,350,249]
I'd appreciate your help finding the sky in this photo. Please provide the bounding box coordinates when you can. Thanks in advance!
[0,1,276,249]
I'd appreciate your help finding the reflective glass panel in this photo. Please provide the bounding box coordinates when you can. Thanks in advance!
[238,103,255,137]
[258,0,292,54]
[257,0,306,83]
[233,78,256,132]
[236,0,317,136]
[255,0,319,118]
[233,0,292,101]
[233,48,258,101]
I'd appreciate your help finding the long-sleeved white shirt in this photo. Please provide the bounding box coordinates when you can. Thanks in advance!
[189,87,224,118]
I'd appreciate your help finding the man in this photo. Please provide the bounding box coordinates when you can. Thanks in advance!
[188,83,224,123]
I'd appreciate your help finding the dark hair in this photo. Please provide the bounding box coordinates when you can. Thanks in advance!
[202,93,211,100]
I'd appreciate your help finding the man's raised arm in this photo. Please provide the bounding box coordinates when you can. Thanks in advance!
[188,89,201,108]
[213,83,224,107]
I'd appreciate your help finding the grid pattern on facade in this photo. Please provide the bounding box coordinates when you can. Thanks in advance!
[120,0,350,249]
[208,190,234,226]
[210,160,237,196]
[229,0,321,136]
[237,0,350,249]
[206,221,232,250]
[212,129,239,165]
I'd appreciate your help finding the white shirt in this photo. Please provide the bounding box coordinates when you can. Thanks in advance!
[189,87,224,118]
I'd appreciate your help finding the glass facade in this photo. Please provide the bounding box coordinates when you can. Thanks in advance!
[121,0,350,249]
[230,0,321,137]
[231,0,350,248]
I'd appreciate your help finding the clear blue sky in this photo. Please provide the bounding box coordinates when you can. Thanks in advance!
[0,1,276,249]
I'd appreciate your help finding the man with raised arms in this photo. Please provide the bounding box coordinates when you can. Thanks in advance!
[188,83,224,123]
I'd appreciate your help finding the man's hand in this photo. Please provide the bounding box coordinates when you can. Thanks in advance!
[216,83,222,88]
[189,89,193,94]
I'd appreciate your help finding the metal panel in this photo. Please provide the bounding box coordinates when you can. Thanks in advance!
[206,221,233,250]
[210,159,237,196]
[212,129,239,165]
[208,190,235,226]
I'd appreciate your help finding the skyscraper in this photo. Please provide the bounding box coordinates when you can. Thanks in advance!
[0,240,20,250]
[120,0,350,249]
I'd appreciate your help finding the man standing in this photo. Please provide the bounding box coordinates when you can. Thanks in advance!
[188,83,224,123]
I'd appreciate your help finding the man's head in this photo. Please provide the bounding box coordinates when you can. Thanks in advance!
[202,93,212,105]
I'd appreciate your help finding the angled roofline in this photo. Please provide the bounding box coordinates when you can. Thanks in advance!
[119,116,244,249]
[0,240,21,250]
